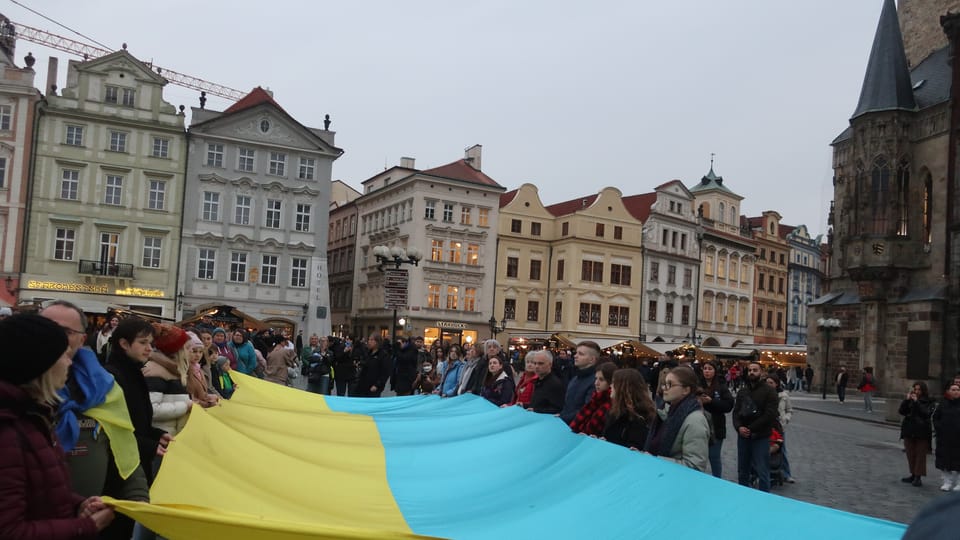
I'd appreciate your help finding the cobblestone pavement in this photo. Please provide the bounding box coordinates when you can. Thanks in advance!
[717,407,939,525]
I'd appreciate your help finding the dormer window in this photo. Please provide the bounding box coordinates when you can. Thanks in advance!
[105,86,134,106]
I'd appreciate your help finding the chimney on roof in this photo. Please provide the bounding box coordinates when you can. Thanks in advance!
[400,157,415,169]
[45,56,58,96]
[464,144,482,171]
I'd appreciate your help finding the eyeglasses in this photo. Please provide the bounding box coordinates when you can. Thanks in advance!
[59,325,86,336]
[661,381,683,390]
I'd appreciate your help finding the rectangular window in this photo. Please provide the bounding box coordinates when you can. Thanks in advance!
[648,300,657,322]
[671,231,678,248]
[530,259,542,280]
[557,259,565,281]
[261,255,278,285]
[229,252,247,282]
[665,303,674,324]
[562,222,569,236]
[614,226,623,240]
[759,273,766,291]
[60,169,79,200]
[609,306,630,327]
[104,86,118,104]
[649,261,659,282]
[427,284,441,309]
[425,200,436,220]
[684,268,692,288]
[531,222,542,236]
[766,311,773,329]
[431,240,443,261]
[596,223,605,237]
[760,248,766,260]
[778,277,784,294]
[65,125,84,146]
[0,157,6,188]
[527,301,540,322]
[464,288,477,312]
[555,301,563,323]
[152,137,169,158]
[238,148,255,172]
[681,234,687,250]
[265,199,281,228]
[104,175,123,205]
[197,248,216,279]
[121,88,135,106]
[579,303,601,324]
[467,244,479,265]
[448,241,462,264]
[906,331,931,379]
[290,258,308,287]
[461,206,472,225]
[142,237,162,268]
[667,265,676,285]
[681,305,690,325]
[581,260,603,282]
[109,131,127,153]
[295,204,311,232]
[0,105,10,130]
[479,207,489,226]
[662,229,668,246]
[447,285,460,309]
[234,195,251,225]
[98,233,119,265]
[202,192,220,221]
[504,298,517,320]
[506,256,519,278]
[768,275,775,292]
[442,203,454,222]
[206,144,224,167]
[779,253,785,265]
[776,312,783,330]
[757,309,763,328]
[298,157,315,180]
[147,180,166,210]
[610,264,631,286]
[269,152,286,176]
[705,255,714,276]
[511,219,522,233]
[54,228,75,261]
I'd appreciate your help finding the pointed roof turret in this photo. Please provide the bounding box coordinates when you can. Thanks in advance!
[851,0,917,119]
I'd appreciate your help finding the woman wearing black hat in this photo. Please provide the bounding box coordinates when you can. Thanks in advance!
[0,314,115,538]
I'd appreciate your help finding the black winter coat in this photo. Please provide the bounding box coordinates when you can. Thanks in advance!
[604,412,649,449]
[732,379,779,439]
[934,398,960,471]
[105,355,165,483]
[900,397,934,440]
[701,382,735,441]
[356,347,391,396]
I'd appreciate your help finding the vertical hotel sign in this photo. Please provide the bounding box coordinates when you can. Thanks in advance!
[310,257,332,337]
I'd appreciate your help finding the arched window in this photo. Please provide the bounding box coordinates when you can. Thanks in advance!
[730,206,736,224]
[871,157,890,234]
[896,160,909,237]
[923,173,933,244]
[719,202,726,223]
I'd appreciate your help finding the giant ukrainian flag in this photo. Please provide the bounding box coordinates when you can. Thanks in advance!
[109,373,907,539]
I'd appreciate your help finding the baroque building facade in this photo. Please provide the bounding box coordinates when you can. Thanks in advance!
[785,225,823,345]
[746,211,789,345]
[21,49,185,317]
[179,87,341,336]
[328,180,360,337]
[812,0,958,398]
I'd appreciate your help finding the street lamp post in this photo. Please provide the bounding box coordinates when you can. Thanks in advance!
[488,316,505,339]
[817,317,841,400]
[373,245,422,342]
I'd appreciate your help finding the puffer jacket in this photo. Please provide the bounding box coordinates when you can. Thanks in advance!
[142,353,191,437]
[900,396,934,440]
[0,381,98,539]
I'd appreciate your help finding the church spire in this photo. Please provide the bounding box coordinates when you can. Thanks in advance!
[851,0,916,120]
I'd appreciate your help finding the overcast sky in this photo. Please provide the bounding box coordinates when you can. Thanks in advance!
[6,1,886,236]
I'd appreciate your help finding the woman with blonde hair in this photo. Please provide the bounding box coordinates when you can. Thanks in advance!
[143,324,193,439]
[0,314,115,537]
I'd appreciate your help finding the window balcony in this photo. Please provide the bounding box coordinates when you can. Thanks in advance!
[78,260,134,278]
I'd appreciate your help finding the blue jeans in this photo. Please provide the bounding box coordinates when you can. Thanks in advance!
[708,439,723,478]
[781,440,792,479]
[863,391,873,412]
[738,435,771,492]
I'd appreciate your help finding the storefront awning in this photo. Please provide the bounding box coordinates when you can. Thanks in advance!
[702,346,758,358]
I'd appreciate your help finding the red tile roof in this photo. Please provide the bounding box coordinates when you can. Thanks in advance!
[546,194,599,217]
[500,189,518,208]
[622,193,658,222]
[778,223,797,239]
[223,87,286,115]
[420,160,503,188]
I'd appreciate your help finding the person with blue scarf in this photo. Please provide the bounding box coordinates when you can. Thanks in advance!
[43,302,149,540]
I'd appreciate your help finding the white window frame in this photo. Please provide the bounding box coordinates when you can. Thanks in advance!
[265,199,281,228]
[442,203,454,222]
[104,86,119,104]
[298,157,315,180]
[295,203,311,232]
[424,200,435,220]
[0,105,10,130]
[60,169,79,200]
[197,248,216,280]
[268,152,286,176]
[261,255,278,285]
[109,131,127,153]
[206,143,224,167]
[290,258,308,288]
[0,157,6,189]
[121,88,135,107]
[142,236,162,268]
[234,195,252,225]
[147,179,166,210]
[152,137,169,158]
[104,175,123,205]
[65,125,84,146]
[54,228,76,261]
[202,192,220,221]
[229,252,248,282]
[238,147,255,172]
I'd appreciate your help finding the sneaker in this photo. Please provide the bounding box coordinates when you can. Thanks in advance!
[785,477,796,483]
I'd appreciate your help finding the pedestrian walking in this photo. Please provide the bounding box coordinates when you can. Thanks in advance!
[933,382,960,491]
[900,381,935,487]
[857,366,877,412]
[836,367,849,403]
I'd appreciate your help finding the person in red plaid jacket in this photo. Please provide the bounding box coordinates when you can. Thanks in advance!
[569,362,616,436]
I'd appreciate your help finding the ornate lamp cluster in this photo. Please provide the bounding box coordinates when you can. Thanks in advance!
[372,245,423,270]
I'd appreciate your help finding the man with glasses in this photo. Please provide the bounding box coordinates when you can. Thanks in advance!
[41,301,149,539]
[732,361,780,492]
[526,350,565,414]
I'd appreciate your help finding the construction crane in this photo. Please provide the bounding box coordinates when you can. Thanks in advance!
[9,20,244,101]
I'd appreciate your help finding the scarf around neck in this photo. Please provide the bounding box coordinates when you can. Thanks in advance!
[644,393,702,457]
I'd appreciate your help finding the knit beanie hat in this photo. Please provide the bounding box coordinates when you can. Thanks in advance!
[185,331,203,349]
[152,323,190,356]
[0,314,69,385]
[212,328,227,338]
